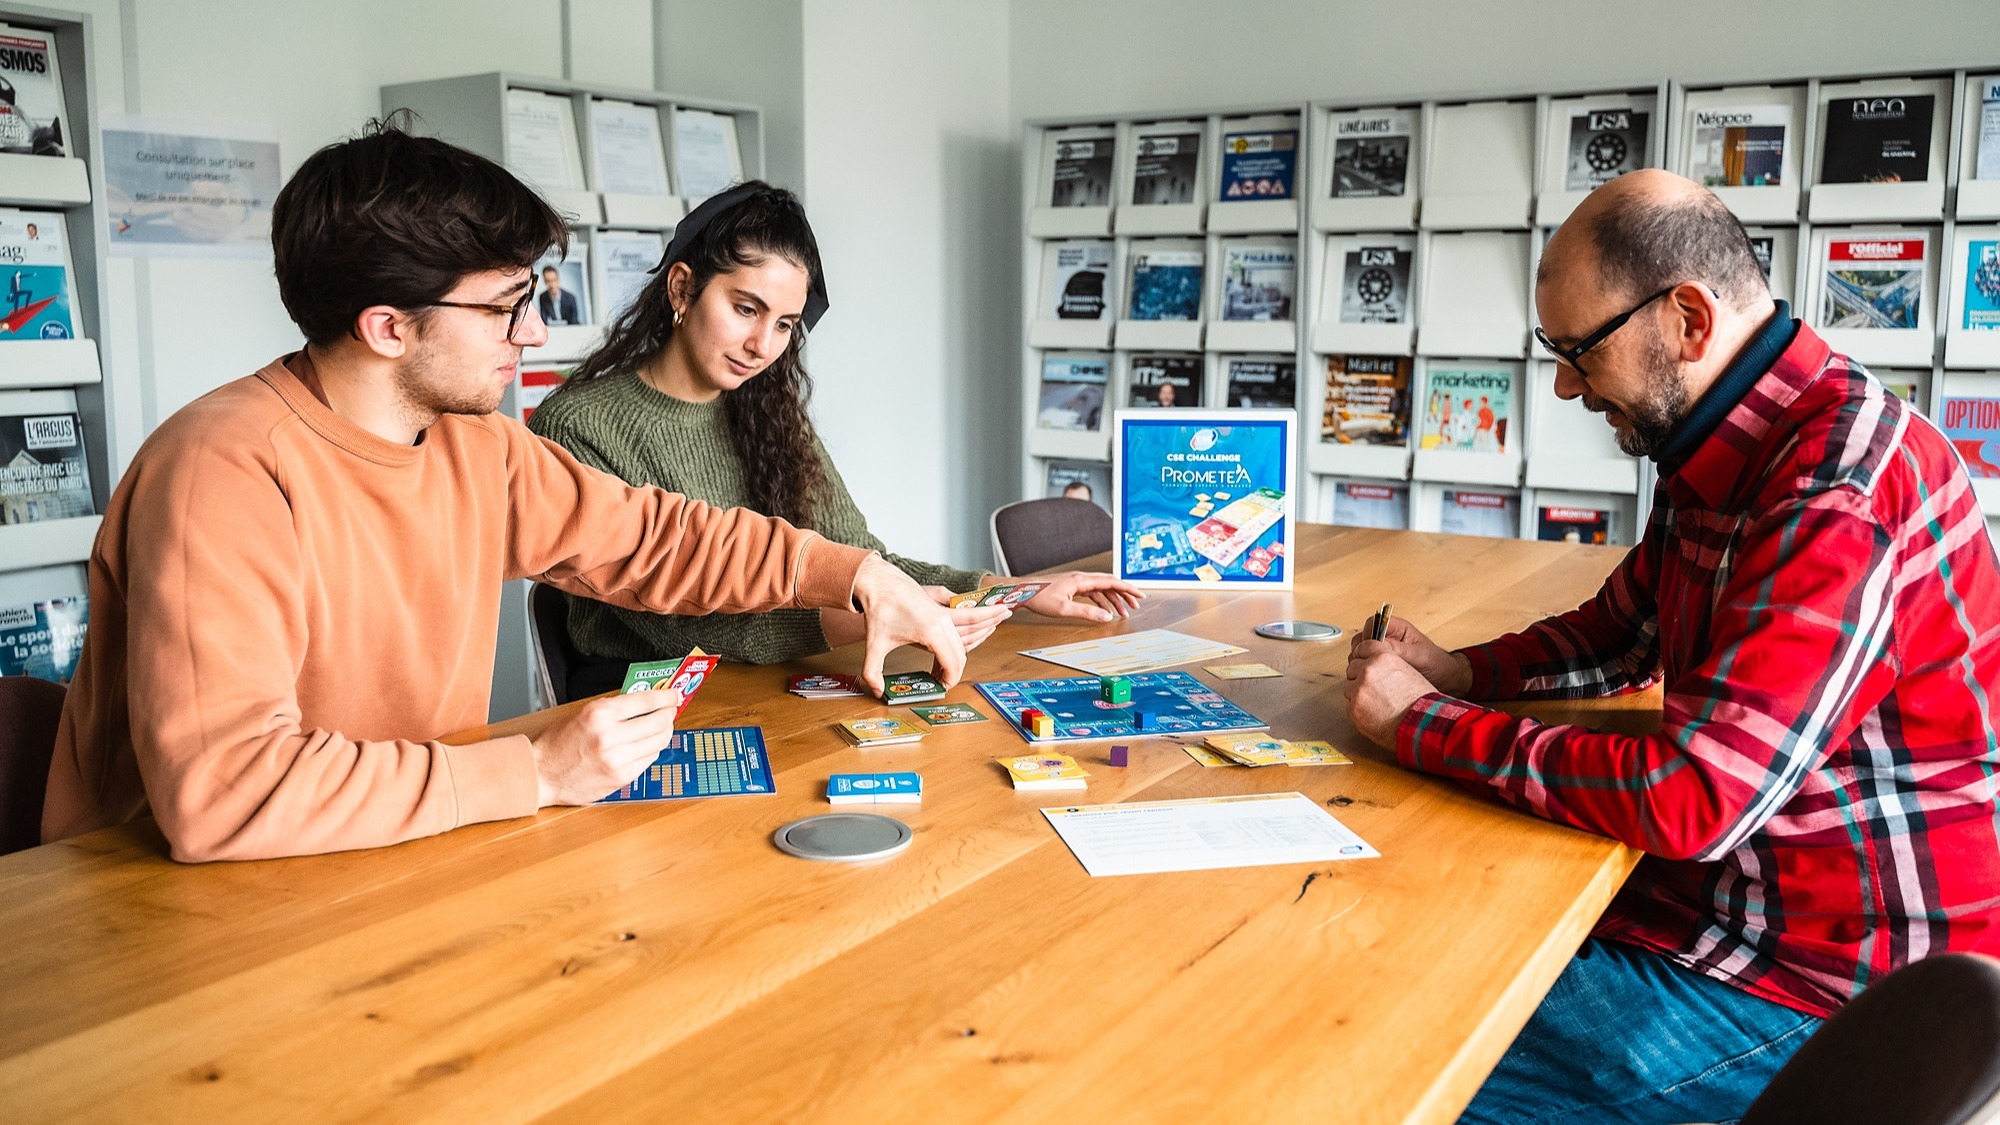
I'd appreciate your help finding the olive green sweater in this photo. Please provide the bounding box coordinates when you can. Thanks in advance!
[528,370,984,664]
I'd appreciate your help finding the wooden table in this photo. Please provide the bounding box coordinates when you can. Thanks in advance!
[0,525,1655,1124]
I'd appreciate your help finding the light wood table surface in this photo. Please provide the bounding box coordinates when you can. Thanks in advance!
[0,524,1656,1124]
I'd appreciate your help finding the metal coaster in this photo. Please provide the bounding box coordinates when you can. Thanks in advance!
[772,813,913,862]
[1254,620,1344,642]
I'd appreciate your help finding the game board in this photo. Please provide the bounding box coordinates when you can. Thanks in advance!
[976,672,1267,744]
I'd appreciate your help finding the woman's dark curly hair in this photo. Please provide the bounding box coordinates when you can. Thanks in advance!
[554,182,826,528]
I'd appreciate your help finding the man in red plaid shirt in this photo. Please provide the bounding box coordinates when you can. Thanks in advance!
[1348,169,2000,1125]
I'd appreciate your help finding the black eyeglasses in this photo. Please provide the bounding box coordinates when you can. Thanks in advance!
[1534,285,1677,375]
[414,273,540,342]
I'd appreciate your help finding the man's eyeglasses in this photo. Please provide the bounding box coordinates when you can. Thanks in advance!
[414,273,540,342]
[1534,284,1678,376]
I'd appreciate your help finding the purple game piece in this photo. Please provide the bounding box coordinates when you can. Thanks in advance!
[1109,745,1129,768]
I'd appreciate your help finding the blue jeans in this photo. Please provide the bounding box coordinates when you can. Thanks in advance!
[1458,938,1823,1125]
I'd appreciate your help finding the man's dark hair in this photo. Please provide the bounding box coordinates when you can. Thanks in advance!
[271,112,568,346]
[1549,188,1769,310]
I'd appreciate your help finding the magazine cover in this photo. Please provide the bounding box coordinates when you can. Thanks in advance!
[1220,243,1295,322]
[1980,78,2000,181]
[1538,504,1611,544]
[1049,136,1113,208]
[1322,355,1411,446]
[1128,352,1203,408]
[1820,95,1934,184]
[1688,105,1788,187]
[1419,367,1512,453]
[1338,244,1412,324]
[1331,480,1408,529]
[1942,397,2000,477]
[1218,129,1298,201]
[532,244,592,327]
[1037,354,1108,432]
[0,594,87,682]
[1330,109,1412,199]
[1126,248,1203,321]
[1131,130,1199,205]
[1115,409,1295,587]
[1820,235,1925,330]
[0,23,67,156]
[595,230,664,323]
[1224,356,1296,408]
[0,412,91,523]
[1564,108,1649,191]
[1439,489,1518,538]
[0,208,72,340]
[1964,239,2000,332]
[1043,240,1113,320]
[1045,459,1111,510]
[1748,235,1776,280]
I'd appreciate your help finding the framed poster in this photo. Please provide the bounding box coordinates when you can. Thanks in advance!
[1112,408,1296,589]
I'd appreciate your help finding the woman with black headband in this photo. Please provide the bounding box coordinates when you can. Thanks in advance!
[530,181,1142,699]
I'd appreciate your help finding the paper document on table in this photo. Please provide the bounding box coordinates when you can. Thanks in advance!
[1019,628,1246,675]
[1041,792,1378,877]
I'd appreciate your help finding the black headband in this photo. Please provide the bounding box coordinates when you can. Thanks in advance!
[655,182,830,331]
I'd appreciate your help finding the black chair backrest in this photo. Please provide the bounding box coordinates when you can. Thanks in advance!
[528,583,578,707]
[0,675,67,856]
[1740,952,2000,1125]
[990,497,1114,577]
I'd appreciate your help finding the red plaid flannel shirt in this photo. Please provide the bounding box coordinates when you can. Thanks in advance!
[1398,323,2000,1017]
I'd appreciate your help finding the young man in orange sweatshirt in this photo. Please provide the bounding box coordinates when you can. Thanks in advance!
[42,120,965,862]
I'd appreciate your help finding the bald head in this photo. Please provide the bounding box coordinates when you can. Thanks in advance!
[1540,169,1770,311]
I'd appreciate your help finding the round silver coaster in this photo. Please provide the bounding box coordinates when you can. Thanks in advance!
[773,813,914,862]
[1254,620,1344,642]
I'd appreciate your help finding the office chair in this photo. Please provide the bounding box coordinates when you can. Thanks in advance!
[0,675,67,855]
[989,497,1114,577]
[528,582,579,708]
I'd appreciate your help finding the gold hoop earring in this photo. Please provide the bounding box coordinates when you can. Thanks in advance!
[672,307,684,327]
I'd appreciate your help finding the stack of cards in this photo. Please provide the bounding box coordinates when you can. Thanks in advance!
[881,670,947,705]
[997,753,1091,790]
[1205,662,1283,680]
[1186,733,1353,768]
[835,717,927,747]
[620,648,719,716]
[910,702,987,726]
[827,771,923,804]
[948,580,1049,608]
[789,673,862,699]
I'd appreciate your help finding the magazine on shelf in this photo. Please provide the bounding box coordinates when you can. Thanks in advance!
[0,411,92,523]
[1748,234,1777,280]
[1980,79,2000,181]
[1819,235,1925,331]
[1048,135,1114,208]
[1688,104,1788,187]
[1439,489,1518,538]
[532,244,592,327]
[1220,243,1295,322]
[1537,504,1611,544]
[1322,356,1411,446]
[1964,240,2000,332]
[1224,356,1296,408]
[596,230,665,323]
[1564,107,1649,191]
[1880,377,1921,405]
[1941,397,2000,478]
[1126,247,1203,321]
[1332,480,1408,529]
[0,23,67,157]
[1130,129,1200,205]
[1419,367,1512,453]
[1042,240,1114,321]
[1338,243,1412,324]
[1128,352,1202,408]
[1045,459,1112,510]
[1037,354,1108,432]
[1329,109,1413,198]
[588,99,671,198]
[0,594,87,682]
[1219,128,1298,201]
[505,89,586,192]
[0,208,73,340]
[1820,95,1934,184]
[673,108,742,200]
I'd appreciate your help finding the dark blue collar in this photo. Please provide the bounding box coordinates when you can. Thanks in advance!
[1654,299,1799,471]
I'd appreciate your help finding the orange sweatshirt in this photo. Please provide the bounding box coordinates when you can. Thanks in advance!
[43,356,869,861]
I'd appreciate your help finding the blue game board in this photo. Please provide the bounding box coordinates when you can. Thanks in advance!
[976,672,1267,744]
